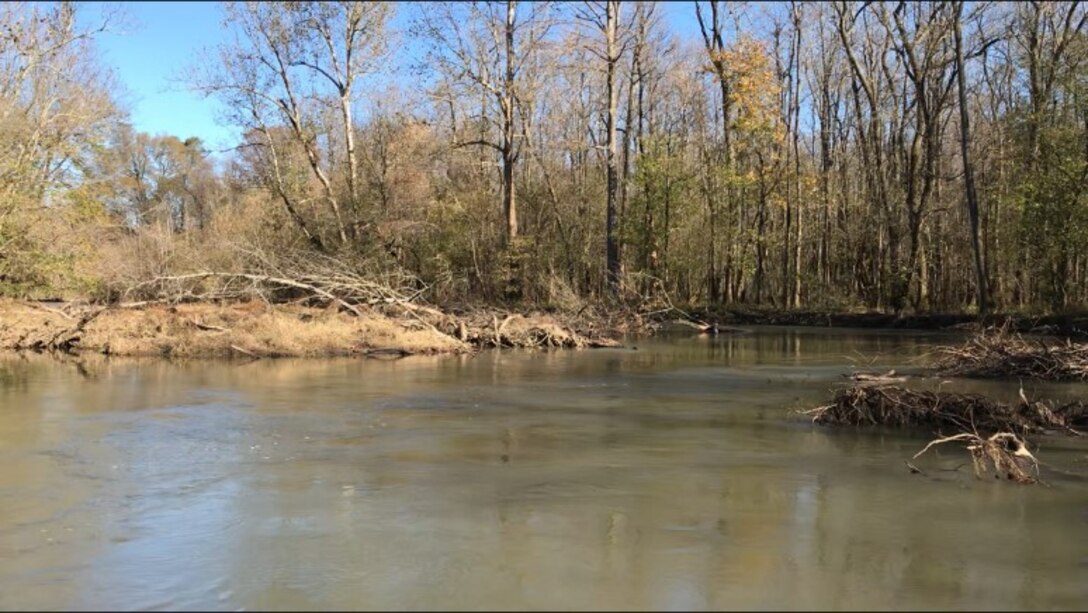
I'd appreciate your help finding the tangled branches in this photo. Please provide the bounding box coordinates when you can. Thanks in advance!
[387,307,622,350]
[912,432,1039,484]
[121,248,423,312]
[935,330,1088,381]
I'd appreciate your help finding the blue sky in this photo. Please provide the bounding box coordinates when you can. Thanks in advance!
[82,2,709,152]
[86,2,239,150]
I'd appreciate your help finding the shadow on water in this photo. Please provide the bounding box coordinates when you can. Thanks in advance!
[0,327,1085,610]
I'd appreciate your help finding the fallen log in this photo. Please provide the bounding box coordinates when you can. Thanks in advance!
[229,344,260,359]
[363,347,414,359]
[844,369,908,383]
[126,272,366,317]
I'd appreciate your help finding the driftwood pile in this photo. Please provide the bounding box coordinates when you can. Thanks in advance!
[385,304,620,350]
[935,331,1088,381]
[806,385,1086,434]
[805,385,1086,484]
[812,330,1088,484]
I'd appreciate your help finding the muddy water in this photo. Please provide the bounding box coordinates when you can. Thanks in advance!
[1,327,1086,611]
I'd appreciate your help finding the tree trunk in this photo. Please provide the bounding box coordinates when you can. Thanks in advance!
[503,0,518,244]
[605,0,621,293]
[341,92,360,219]
[954,1,989,314]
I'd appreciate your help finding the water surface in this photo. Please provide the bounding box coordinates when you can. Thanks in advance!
[1,327,1085,610]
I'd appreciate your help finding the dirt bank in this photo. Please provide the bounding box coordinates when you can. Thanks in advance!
[0,299,620,358]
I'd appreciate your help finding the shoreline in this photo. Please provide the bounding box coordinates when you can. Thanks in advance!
[3,298,1085,360]
[688,307,1088,337]
[0,299,621,359]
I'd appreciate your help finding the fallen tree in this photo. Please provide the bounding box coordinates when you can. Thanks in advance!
[120,249,423,311]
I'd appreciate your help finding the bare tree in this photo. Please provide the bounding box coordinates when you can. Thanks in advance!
[190,1,392,250]
[291,2,392,219]
[416,1,555,246]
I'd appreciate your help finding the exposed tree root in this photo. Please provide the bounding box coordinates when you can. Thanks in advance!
[5,307,105,353]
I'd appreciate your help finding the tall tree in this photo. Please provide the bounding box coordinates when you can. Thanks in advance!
[577,0,625,293]
[953,1,989,314]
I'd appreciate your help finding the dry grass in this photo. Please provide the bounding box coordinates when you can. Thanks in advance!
[0,299,466,358]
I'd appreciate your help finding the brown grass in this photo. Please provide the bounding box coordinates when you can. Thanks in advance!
[0,299,466,358]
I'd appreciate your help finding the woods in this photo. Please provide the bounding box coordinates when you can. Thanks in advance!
[1,0,1086,315]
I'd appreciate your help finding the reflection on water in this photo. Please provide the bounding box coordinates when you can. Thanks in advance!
[0,328,1086,610]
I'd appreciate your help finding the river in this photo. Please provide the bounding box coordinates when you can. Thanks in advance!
[1,327,1085,610]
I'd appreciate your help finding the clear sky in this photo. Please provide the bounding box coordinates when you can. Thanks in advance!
[85,2,240,151]
[81,1,711,152]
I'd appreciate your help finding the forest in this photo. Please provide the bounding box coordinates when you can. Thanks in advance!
[1,0,1086,317]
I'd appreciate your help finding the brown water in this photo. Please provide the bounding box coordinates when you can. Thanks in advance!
[1,327,1086,611]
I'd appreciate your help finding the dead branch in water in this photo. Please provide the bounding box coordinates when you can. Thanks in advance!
[844,369,908,383]
[419,309,621,350]
[363,347,414,359]
[912,432,1039,484]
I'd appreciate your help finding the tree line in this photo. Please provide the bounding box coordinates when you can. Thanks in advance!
[1,1,1085,313]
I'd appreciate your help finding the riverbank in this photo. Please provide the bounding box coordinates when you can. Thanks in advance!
[6,297,1087,359]
[0,299,620,358]
[683,306,1088,337]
